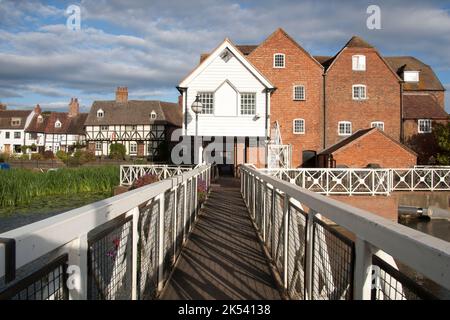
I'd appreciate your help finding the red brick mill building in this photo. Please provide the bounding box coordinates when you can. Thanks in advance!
[179,28,448,170]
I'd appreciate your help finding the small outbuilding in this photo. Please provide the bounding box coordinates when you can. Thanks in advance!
[317,128,417,168]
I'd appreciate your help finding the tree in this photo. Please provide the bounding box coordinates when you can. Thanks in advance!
[109,143,126,160]
[433,122,450,165]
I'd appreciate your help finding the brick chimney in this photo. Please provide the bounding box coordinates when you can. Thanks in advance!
[0,102,6,111]
[116,87,128,103]
[68,98,79,117]
[34,104,42,115]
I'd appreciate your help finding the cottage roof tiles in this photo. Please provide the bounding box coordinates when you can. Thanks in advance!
[0,110,32,129]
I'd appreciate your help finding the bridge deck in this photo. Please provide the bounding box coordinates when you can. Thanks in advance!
[159,178,282,300]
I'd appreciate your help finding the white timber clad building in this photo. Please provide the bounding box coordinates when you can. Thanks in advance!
[0,106,35,154]
[177,39,275,173]
[84,87,182,159]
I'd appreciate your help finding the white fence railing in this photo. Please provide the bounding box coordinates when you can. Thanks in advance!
[241,165,450,300]
[120,165,193,186]
[0,165,212,300]
[260,168,450,195]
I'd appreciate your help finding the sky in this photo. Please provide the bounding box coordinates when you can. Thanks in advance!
[0,0,449,113]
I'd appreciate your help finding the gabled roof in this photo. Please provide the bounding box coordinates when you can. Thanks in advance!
[403,94,449,119]
[85,100,182,127]
[384,56,445,91]
[0,110,32,129]
[321,35,402,82]
[319,128,416,156]
[248,28,324,70]
[26,112,88,134]
[180,38,274,89]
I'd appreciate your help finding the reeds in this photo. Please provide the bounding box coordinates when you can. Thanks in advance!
[0,166,119,208]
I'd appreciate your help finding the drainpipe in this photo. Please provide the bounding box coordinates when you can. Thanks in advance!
[323,73,327,149]
[400,82,404,143]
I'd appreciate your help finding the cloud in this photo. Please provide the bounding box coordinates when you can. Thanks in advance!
[0,0,449,113]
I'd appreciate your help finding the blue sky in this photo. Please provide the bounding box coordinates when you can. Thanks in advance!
[0,0,449,113]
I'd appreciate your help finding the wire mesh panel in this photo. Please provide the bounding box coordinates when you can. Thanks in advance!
[265,187,273,251]
[312,218,355,300]
[371,255,437,300]
[273,191,284,272]
[287,204,308,299]
[185,180,192,233]
[0,254,68,300]
[164,190,175,279]
[175,185,185,256]
[137,199,159,299]
[88,215,133,300]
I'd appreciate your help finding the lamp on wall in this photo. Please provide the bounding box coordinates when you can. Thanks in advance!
[191,95,203,164]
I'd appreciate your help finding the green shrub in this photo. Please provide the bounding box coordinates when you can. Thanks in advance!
[56,150,69,162]
[0,153,9,163]
[110,143,126,160]
[73,150,96,165]
[131,174,159,190]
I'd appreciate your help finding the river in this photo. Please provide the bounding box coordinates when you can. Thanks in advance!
[0,192,111,233]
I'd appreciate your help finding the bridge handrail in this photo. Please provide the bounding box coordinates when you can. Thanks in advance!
[240,165,450,299]
[0,164,212,300]
[120,164,193,186]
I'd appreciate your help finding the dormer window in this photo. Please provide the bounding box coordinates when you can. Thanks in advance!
[404,71,420,83]
[37,115,43,123]
[273,53,285,68]
[11,118,21,126]
[97,109,104,118]
[150,111,157,120]
[55,120,62,128]
[352,55,366,71]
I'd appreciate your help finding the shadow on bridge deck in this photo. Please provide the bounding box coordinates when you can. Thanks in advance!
[159,178,282,300]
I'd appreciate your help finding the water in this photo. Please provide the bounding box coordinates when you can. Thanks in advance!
[399,217,450,299]
[0,192,111,233]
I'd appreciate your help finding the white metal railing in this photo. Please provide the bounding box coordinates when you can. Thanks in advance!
[260,167,450,195]
[0,165,212,300]
[240,165,450,300]
[120,165,193,186]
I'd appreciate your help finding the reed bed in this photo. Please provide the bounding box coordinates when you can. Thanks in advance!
[0,166,119,208]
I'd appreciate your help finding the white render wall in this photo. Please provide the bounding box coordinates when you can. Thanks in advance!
[183,52,268,137]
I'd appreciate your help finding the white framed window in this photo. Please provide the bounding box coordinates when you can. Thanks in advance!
[371,121,384,131]
[130,142,137,154]
[404,71,420,83]
[352,55,366,71]
[150,111,157,119]
[273,53,285,68]
[198,92,214,114]
[293,119,305,134]
[100,125,108,131]
[95,141,102,151]
[37,115,43,123]
[55,120,62,128]
[418,119,432,133]
[240,93,256,115]
[293,85,305,101]
[338,121,352,136]
[97,109,104,118]
[14,131,21,139]
[352,85,367,100]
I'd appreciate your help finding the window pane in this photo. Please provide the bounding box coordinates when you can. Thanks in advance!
[199,92,214,114]
[293,86,305,101]
[240,93,256,115]
[274,54,285,67]
[293,119,305,133]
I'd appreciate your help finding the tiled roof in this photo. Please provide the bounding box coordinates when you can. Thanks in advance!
[345,36,374,48]
[0,110,32,129]
[319,128,416,156]
[384,56,445,91]
[403,94,449,119]
[85,100,182,127]
[26,112,88,134]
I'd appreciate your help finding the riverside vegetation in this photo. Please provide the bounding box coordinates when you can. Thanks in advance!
[0,166,119,209]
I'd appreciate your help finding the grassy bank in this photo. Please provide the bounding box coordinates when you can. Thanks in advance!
[0,166,119,208]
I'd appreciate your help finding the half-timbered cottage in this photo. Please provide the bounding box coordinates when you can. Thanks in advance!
[84,87,182,160]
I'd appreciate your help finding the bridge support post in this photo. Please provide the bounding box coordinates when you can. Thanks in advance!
[283,194,290,289]
[305,209,316,300]
[182,181,187,243]
[353,237,374,300]
[67,233,88,300]
[130,207,139,300]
